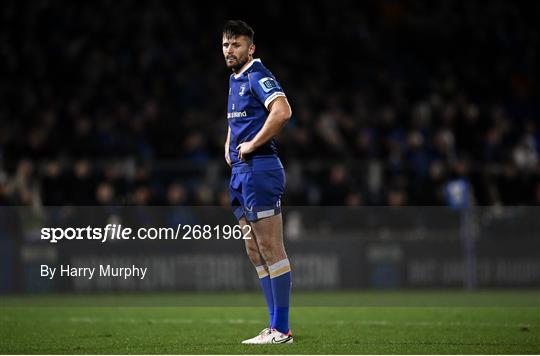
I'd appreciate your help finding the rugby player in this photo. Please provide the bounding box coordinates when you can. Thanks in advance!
[222,20,293,344]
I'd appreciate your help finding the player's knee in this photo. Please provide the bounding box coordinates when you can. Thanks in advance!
[256,240,275,263]
[245,245,263,266]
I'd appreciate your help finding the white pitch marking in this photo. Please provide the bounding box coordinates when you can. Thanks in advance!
[29,317,532,329]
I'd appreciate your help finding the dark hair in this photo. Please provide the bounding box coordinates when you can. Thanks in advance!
[223,20,254,43]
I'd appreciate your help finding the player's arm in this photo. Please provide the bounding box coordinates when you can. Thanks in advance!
[225,126,231,166]
[237,97,291,160]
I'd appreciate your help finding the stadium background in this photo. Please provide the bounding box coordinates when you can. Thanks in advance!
[1,1,539,354]
[0,0,539,297]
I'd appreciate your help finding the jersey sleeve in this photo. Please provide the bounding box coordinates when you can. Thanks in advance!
[248,70,287,110]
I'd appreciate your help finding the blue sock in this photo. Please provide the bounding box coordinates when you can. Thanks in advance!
[256,265,274,327]
[269,259,292,334]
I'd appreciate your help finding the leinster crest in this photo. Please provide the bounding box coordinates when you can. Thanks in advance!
[239,83,247,96]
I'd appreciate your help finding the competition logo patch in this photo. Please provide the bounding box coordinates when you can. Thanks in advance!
[239,83,247,96]
[258,77,277,93]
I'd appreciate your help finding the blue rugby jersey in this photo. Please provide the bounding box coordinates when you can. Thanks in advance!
[227,58,286,173]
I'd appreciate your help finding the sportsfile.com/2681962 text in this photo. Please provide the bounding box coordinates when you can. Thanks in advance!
[40,224,252,243]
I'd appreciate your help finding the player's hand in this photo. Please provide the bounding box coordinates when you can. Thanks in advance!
[224,149,231,167]
[236,141,256,161]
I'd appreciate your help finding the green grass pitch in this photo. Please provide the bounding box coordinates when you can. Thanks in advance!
[1,290,538,354]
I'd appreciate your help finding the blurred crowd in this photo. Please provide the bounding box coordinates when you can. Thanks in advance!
[0,0,539,207]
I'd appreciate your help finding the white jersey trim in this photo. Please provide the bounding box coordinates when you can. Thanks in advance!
[234,58,261,79]
[264,92,286,110]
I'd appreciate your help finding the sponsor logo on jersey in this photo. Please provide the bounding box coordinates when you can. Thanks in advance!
[239,83,247,96]
[227,111,248,119]
[258,77,277,93]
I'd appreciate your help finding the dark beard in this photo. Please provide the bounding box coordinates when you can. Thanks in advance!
[230,56,249,72]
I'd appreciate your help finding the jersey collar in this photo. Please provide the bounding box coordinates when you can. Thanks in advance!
[233,58,261,79]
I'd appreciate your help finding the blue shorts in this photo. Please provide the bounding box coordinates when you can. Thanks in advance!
[229,168,285,222]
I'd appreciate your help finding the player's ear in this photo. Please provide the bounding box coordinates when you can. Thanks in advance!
[249,44,255,55]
